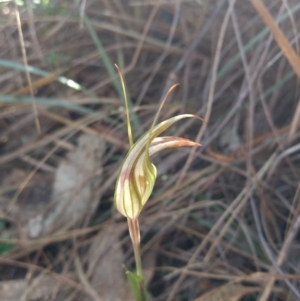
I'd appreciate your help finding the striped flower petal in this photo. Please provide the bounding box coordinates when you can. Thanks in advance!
[114,114,201,219]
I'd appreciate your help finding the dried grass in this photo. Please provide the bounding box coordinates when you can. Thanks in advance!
[0,0,300,300]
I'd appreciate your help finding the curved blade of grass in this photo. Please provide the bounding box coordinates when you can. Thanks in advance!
[84,15,140,129]
[0,96,106,116]
[0,59,93,94]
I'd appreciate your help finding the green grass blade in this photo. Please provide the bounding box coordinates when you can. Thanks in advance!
[0,96,117,126]
[84,15,140,129]
[260,70,294,99]
[0,59,97,98]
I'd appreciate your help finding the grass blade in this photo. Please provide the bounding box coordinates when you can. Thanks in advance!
[84,15,140,129]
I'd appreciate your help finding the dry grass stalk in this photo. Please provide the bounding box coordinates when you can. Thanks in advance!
[0,1,300,300]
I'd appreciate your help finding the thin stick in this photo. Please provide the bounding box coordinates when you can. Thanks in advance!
[250,197,300,300]
[14,2,40,133]
[174,1,231,193]
[75,255,104,301]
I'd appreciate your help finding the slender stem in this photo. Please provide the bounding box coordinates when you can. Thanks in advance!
[128,218,143,275]
[132,238,143,277]
[127,218,147,301]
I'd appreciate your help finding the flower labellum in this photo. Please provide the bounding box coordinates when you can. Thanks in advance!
[114,114,202,219]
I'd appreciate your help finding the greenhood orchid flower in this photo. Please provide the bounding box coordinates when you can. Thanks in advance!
[113,65,205,301]
[114,114,202,219]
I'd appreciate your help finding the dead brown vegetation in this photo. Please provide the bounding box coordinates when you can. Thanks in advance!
[0,0,300,300]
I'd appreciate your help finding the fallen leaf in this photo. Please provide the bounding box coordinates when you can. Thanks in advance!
[27,134,105,237]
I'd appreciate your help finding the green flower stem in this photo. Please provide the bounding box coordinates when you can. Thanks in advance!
[128,218,147,301]
[133,240,143,277]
